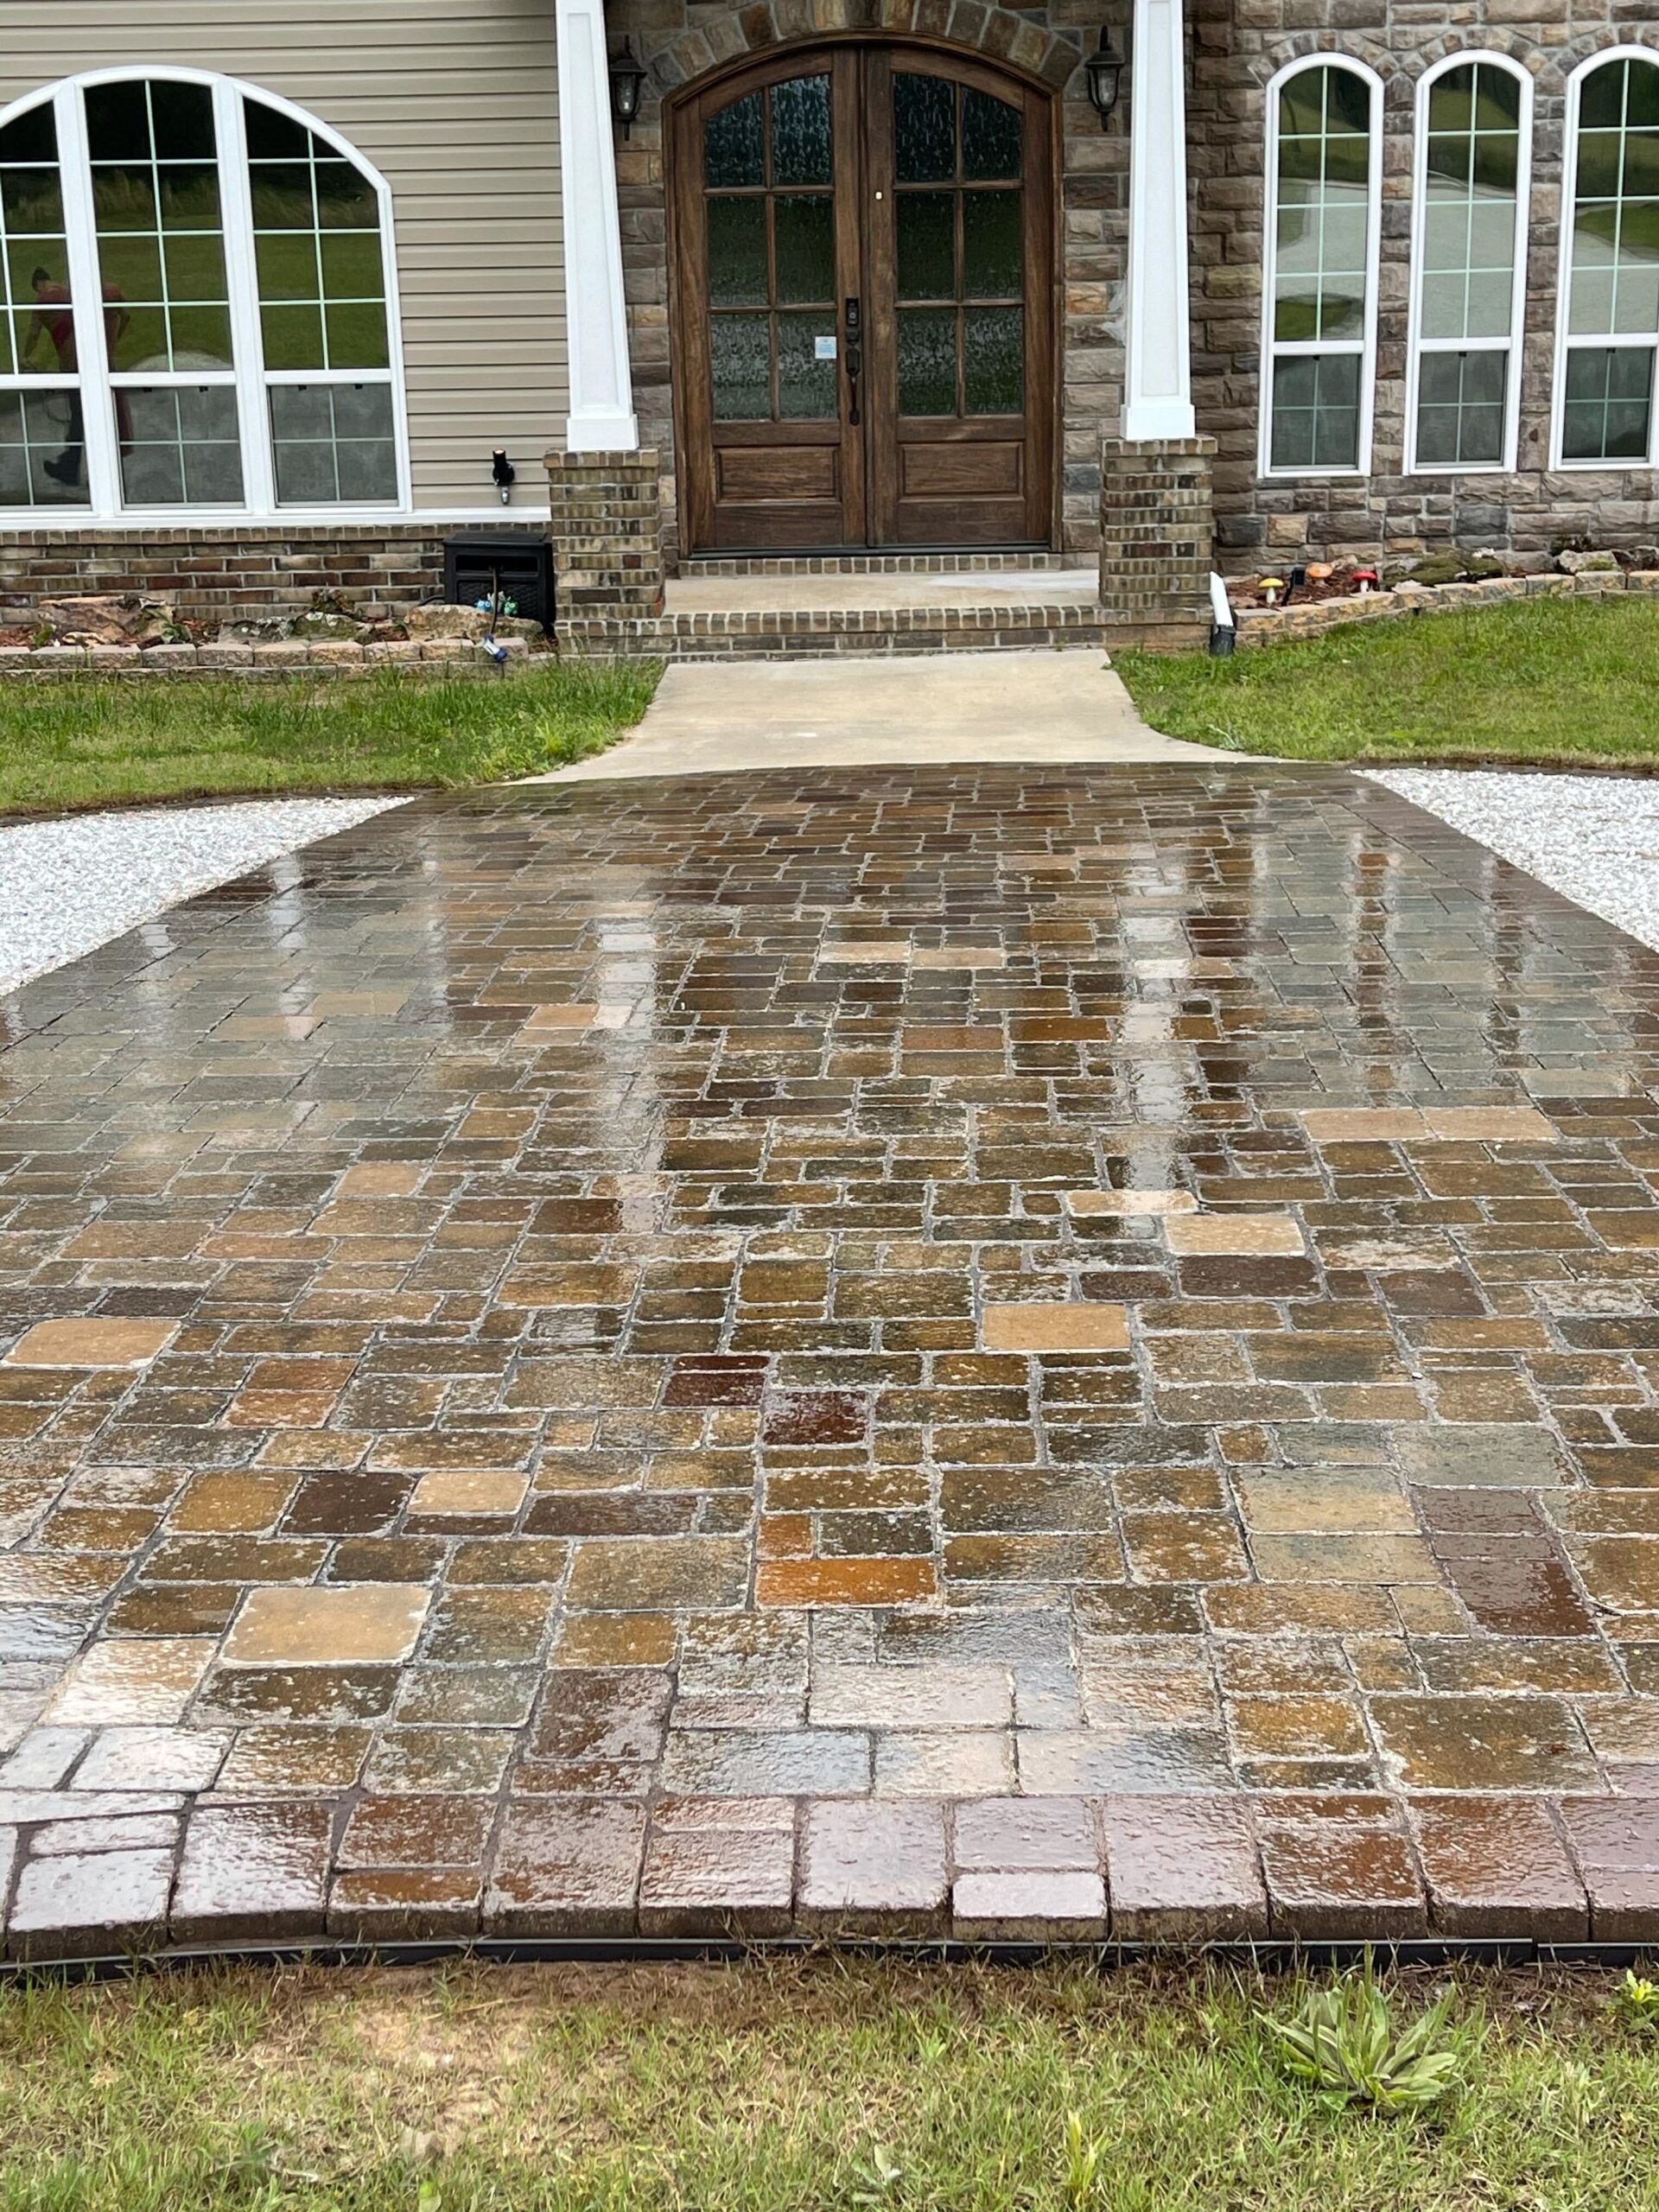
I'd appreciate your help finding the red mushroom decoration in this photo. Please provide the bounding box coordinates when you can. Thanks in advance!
[1352,566,1380,595]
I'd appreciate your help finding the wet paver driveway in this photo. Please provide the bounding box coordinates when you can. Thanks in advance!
[4,762,1659,1956]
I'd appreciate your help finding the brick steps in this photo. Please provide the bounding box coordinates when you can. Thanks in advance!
[560,600,1111,661]
[683,550,1079,577]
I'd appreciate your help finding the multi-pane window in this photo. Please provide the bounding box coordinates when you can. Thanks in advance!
[1409,59,1528,470]
[0,102,86,505]
[1262,61,1377,473]
[0,71,404,516]
[1557,53,1659,465]
[245,100,397,500]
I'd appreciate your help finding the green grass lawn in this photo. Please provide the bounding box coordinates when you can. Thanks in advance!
[0,662,661,818]
[1115,594,1659,765]
[3,1958,1657,2211]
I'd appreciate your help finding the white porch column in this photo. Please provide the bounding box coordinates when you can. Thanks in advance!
[1122,0,1196,441]
[555,0,639,450]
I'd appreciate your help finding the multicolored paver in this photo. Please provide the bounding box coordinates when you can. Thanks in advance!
[4,763,1659,1957]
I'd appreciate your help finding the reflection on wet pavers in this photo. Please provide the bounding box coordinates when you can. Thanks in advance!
[3,762,1659,1954]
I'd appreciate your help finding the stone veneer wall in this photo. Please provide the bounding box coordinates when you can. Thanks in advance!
[1188,8,1659,564]
[607,0,1133,566]
[0,524,545,625]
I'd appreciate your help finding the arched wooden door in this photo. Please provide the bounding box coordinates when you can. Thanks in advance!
[670,43,1055,552]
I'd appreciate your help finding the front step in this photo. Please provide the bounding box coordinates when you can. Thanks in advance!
[683,550,1082,577]
[561,594,1109,663]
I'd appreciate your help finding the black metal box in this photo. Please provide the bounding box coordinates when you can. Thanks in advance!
[442,534,554,632]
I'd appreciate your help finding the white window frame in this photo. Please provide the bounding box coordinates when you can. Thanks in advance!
[0,67,411,522]
[1551,44,1659,472]
[1404,51,1532,476]
[1258,54,1384,480]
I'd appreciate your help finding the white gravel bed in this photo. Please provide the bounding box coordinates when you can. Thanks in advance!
[0,795,404,995]
[1367,766,1659,954]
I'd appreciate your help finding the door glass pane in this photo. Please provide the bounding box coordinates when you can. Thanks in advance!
[0,389,92,505]
[0,104,70,383]
[777,310,836,416]
[963,304,1022,411]
[708,197,767,306]
[712,312,771,417]
[963,88,1021,180]
[771,76,831,186]
[896,192,954,299]
[773,194,834,304]
[894,73,956,183]
[117,382,244,504]
[898,306,957,413]
[963,191,1021,296]
[705,91,764,188]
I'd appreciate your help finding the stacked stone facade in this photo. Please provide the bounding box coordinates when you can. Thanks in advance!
[1189,7,1659,565]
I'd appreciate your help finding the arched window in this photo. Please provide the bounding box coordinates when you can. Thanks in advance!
[1407,55,1531,473]
[1260,58,1382,477]
[1554,49,1659,467]
[0,71,406,516]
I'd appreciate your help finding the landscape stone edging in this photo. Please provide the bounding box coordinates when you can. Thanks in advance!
[0,637,550,681]
[1233,567,1659,646]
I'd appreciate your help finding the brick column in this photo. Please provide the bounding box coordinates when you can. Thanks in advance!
[1098,436,1216,652]
[545,449,665,622]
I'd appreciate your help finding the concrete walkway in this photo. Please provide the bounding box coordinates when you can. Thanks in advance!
[547,648,1211,779]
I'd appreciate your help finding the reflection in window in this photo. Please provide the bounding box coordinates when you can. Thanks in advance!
[0,72,403,513]
[1560,54,1659,463]
[1410,60,1526,468]
[1264,61,1375,473]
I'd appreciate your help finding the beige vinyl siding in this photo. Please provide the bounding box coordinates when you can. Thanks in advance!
[0,0,565,510]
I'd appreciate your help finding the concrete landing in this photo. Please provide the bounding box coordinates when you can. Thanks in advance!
[546,648,1212,780]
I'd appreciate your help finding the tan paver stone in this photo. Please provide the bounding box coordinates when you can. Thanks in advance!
[336,1164,424,1196]
[1164,1213,1306,1256]
[4,1318,175,1368]
[1421,1107,1559,1143]
[1065,1188,1198,1217]
[1300,1109,1427,1144]
[981,1302,1129,1351]
[225,1585,431,1666]
[410,1470,530,1517]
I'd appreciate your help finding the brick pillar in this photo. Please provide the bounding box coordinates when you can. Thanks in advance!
[545,448,664,623]
[1098,436,1216,652]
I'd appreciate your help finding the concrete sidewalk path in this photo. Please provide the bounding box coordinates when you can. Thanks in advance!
[544,648,1213,779]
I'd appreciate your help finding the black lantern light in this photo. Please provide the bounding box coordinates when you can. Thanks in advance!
[609,40,647,137]
[1084,30,1125,124]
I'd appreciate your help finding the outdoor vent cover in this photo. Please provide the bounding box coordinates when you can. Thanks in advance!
[442,534,554,632]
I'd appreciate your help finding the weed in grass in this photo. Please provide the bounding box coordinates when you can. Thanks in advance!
[849,2143,904,2203]
[1060,2110,1106,2205]
[1614,1969,1659,2029]
[1263,1961,1467,2116]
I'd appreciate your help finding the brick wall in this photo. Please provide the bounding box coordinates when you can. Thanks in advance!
[1188,9,1659,565]
[1097,435,1216,649]
[0,524,547,624]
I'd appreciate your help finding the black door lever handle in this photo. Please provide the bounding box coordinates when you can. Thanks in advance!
[844,295,861,426]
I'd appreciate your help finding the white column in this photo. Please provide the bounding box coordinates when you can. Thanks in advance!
[556,0,639,450]
[1122,0,1196,441]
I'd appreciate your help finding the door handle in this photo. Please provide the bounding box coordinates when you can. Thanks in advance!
[843,295,861,427]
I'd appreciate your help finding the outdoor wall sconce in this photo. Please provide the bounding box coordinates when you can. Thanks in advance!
[609,41,647,137]
[1084,31,1125,124]
[492,448,515,505]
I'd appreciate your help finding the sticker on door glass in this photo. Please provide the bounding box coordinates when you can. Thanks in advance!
[814,334,838,359]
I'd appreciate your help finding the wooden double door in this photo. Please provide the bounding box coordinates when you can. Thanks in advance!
[670,43,1055,552]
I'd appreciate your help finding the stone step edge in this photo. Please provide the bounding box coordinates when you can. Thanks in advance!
[683,552,1087,576]
[563,604,1108,639]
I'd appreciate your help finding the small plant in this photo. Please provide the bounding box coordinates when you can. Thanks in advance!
[29,623,53,649]
[1263,1958,1465,2115]
[849,2143,903,2203]
[1060,2110,1106,2206]
[1615,1968,1659,2027]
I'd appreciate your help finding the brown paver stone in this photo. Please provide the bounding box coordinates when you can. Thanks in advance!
[3,765,1658,1955]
